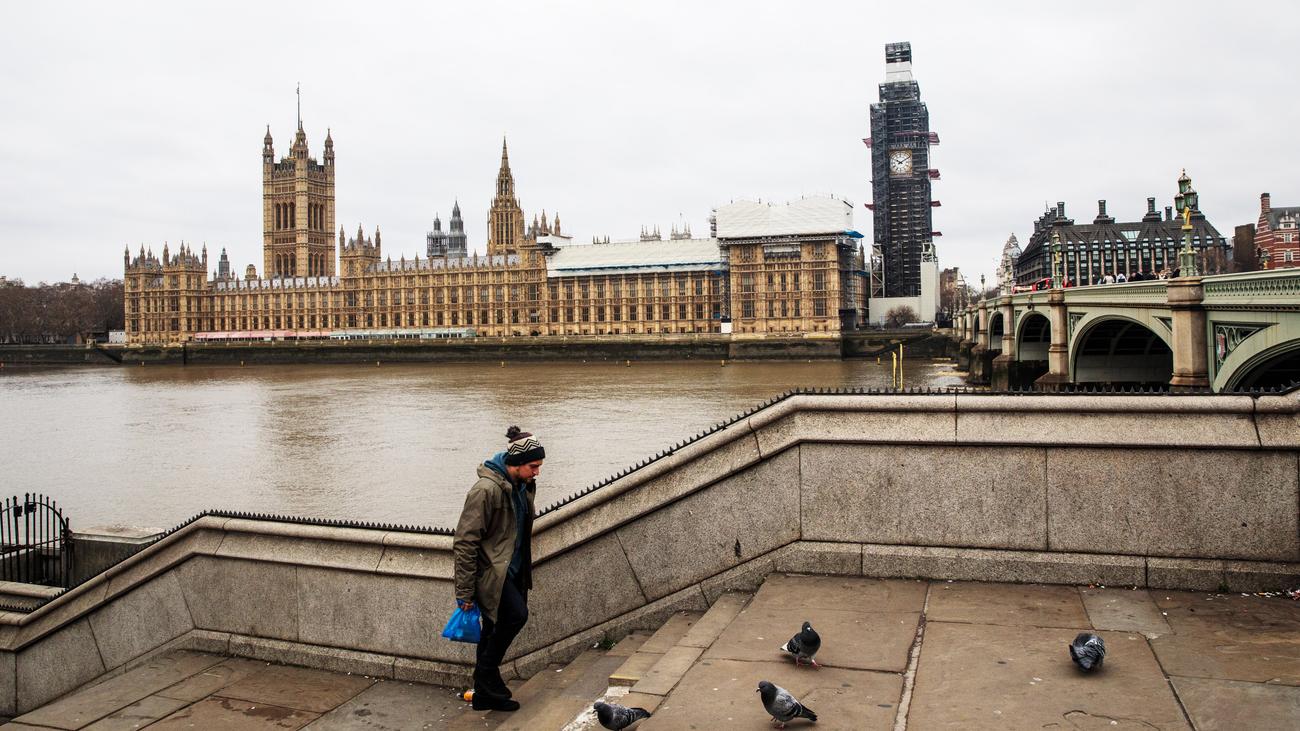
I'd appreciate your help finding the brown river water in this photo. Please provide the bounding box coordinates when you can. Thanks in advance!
[0,359,965,532]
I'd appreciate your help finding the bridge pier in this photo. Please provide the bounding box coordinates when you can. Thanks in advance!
[969,300,991,384]
[1168,277,1210,392]
[1034,289,1071,391]
[956,307,974,371]
[991,295,1017,390]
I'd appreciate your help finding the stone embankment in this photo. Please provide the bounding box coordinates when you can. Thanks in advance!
[0,332,944,366]
[0,388,1294,717]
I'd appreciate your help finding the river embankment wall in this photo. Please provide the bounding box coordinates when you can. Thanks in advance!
[2,389,1295,714]
[0,332,943,367]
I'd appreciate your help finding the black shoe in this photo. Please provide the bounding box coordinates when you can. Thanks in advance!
[471,693,520,712]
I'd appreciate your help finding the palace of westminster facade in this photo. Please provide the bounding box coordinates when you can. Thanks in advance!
[123,123,867,344]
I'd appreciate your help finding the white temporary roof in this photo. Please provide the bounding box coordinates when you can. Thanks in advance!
[546,238,722,278]
[714,197,855,239]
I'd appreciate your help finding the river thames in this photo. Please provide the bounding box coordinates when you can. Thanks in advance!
[0,359,965,532]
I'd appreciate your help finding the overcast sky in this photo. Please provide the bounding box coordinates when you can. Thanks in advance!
[2,1,1297,285]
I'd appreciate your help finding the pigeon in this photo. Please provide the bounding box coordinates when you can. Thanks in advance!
[757,680,818,728]
[1068,632,1106,672]
[780,621,821,667]
[593,701,651,730]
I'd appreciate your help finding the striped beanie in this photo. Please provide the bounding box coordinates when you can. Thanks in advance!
[504,425,546,466]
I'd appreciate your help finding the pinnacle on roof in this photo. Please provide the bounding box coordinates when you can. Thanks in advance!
[499,136,512,174]
[452,199,461,216]
[325,128,333,147]
[264,125,273,145]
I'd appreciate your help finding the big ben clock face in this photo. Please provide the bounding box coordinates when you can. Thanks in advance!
[888,149,913,176]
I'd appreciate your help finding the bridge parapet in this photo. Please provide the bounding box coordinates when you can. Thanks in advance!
[1202,269,1300,307]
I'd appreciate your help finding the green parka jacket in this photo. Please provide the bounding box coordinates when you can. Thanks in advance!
[452,464,535,623]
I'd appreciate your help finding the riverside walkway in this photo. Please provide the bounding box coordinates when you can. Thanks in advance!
[4,574,1297,730]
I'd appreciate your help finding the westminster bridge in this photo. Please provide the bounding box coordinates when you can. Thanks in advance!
[955,268,1300,392]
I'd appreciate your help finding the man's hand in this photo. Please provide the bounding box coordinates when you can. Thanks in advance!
[457,599,475,611]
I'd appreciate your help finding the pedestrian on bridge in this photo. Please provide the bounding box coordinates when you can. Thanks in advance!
[453,425,545,712]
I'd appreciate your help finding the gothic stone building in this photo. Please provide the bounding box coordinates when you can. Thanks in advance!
[1014,171,1230,286]
[124,128,865,344]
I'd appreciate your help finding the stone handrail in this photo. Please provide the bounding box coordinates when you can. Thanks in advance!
[0,390,1295,715]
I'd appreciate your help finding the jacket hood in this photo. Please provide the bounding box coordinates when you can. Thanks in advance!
[477,456,514,492]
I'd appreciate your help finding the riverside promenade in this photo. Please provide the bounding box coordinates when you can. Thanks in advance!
[1,389,1296,729]
[4,574,1297,729]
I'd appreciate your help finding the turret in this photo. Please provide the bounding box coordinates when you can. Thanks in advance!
[324,128,334,167]
[263,126,274,165]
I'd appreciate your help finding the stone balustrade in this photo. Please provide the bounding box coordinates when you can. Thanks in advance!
[1,390,1296,715]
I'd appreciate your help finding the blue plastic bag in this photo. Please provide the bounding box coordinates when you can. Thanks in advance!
[441,604,482,643]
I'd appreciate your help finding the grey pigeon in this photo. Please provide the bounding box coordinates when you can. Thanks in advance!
[594,700,651,730]
[1068,632,1106,672]
[757,680,817,728]
[780,620,821,667]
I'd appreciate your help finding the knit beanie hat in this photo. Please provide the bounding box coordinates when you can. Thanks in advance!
[504,425,546,466]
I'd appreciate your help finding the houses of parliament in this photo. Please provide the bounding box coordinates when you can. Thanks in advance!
[123,121,868,345]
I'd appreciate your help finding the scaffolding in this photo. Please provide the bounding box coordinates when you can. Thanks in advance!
[867,41,938,299]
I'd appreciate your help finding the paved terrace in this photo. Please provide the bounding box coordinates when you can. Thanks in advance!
[4,574,1297,730]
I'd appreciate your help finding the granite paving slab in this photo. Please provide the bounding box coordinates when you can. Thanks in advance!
[302,679,468,730]
[705,602,919,673]
[748,574,927,613]
[1080,587,1172,637]
[80,695,190,731]
[926,581,1090,628]
[216,664,377,714]
[909,622,1188,729]
[156,658,271,703]
[1170,675,1300,730]
[641,657,900,730]
[147,696,319,730]
[1150,591,1300,684]
[12,650,225,730]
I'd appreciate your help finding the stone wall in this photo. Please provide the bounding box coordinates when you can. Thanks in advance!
[0,390,1295,714]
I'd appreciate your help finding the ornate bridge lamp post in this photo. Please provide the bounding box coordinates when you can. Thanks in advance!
[1174,169,1199,277]
[1050,231,1064,289]
[1168,169,1209,391]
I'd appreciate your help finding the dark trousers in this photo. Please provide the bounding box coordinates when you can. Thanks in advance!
[475,575,528,693]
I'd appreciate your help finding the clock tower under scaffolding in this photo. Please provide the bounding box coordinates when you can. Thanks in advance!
[866,42,940,300]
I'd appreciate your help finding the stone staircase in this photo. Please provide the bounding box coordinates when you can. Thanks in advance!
[450,592,753,730]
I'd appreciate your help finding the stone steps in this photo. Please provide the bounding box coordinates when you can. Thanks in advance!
[451,598,750,730]
[608,610,703,687]
[628,593,751,699]
[491,638,639,731]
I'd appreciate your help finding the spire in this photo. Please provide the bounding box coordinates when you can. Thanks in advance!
[500,136,510,170]
[325,127,333,148]
[296,82,302,131]
[452,199,461,217]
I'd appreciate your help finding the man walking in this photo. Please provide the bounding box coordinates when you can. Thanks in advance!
[453,426,544,712]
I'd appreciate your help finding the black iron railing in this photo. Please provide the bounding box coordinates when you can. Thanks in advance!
[0,493,73,588]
